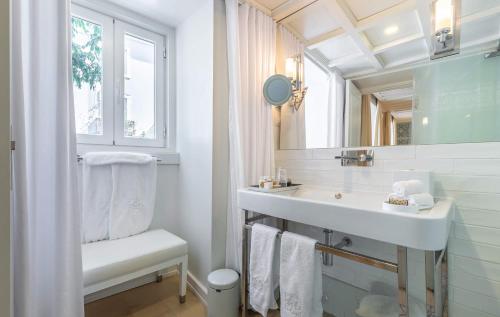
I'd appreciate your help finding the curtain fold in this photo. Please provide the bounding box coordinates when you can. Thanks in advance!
[225,0,276,272]
[11,0,84,316]
[327,71,345,148]
[360,95,372,146]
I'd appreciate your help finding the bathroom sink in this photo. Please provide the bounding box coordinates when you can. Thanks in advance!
[238,186,454,251]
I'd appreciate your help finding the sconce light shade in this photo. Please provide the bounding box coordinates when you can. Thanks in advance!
[285,57,296,79]
[431,0,461,59]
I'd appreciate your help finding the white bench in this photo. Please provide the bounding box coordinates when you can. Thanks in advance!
[82,229,188,303]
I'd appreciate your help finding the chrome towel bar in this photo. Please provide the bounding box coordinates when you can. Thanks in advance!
[243,224,398,273]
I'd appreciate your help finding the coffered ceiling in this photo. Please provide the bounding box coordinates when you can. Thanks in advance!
[251,0,500,78]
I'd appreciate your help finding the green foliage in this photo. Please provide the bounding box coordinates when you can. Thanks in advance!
[72,17,102,90]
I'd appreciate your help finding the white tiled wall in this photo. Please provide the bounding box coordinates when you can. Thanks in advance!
[276,142,500,317]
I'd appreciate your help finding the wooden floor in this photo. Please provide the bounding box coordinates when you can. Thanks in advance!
[85,275,326,317]
[85,275,206,317]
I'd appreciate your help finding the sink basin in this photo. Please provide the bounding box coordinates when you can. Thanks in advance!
[238,186,454,251]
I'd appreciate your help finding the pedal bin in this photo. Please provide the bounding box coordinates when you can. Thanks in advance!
[207,269,240,317]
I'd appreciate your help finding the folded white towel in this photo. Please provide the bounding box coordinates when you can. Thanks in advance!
[249,224,280,317]
[84,151,154,166]
[108,156,157,240]
[81,158,112,243]
[392,180,424,197]
[280,232,323,317]
[408,193,434,210]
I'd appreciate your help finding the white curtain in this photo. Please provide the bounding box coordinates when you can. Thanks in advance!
[278,25,306,150]
[11,0,84,316]
[225,0,276,271]
[327,70,345,148]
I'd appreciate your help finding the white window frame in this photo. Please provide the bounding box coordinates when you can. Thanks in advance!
[72,5,114,145]
[72,4,170,149]
[114,21,166,147]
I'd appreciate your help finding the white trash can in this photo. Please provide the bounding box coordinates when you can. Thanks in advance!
[208,269,240,317]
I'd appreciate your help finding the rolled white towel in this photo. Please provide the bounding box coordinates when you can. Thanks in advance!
[408,193,434,210]
[392,180,424,197]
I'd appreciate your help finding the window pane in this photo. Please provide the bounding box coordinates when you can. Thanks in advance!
[72,16,104,135]
[123,34,156,139]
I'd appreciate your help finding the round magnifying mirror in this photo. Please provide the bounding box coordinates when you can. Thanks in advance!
[263,74,292,106]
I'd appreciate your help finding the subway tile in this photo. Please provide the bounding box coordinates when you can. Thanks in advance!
[449,237,500,263]
[416,142,500,159]
[450,267,500,300]
[452,287,500,316]
[434,174,500,194]
[435,191,500,211]
[371,145,415,160]
[382,159,453,173]
[275,149,313,160]
[452,255,500,282]
[450,302,498,317]
[454,208,500,227]
[312,148,341,159]
[276,159,341,171]
[454,224,500,246]
[454,159,500,176]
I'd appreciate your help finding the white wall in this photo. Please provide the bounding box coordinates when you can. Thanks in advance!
[276,142,500,317]
[210,0,229,272]
[176,0,215,292]
[0,0,10,314]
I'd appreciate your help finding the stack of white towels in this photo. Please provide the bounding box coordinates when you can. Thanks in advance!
[388,180,434,210]
[249,224,323,317]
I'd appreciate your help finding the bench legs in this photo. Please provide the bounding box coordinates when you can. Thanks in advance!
[178,255,188,304]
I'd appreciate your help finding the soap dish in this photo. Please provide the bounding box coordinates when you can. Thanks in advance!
[382,202,419,214]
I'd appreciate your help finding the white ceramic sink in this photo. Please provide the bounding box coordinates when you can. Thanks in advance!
[238,186,454,251]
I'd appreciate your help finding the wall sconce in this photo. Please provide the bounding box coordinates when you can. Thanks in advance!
[431,0,461,59]
[285,56,307,111]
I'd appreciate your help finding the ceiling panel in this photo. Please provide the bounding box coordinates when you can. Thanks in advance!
[284,0,342,40]
[354,69,413,91]
[311,35,362,61]
[363,10,421,47]
[255,0,289,11]
[344,0,406,20]
[378,39,428,66]
[461,15,500,46]
[462,0,500,17]
[336,57,375,75]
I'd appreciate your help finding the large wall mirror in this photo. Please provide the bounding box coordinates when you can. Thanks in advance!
[270,0,500,150]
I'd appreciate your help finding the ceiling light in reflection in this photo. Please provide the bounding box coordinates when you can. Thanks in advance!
[384,25,399,35]
[422,117,429,125]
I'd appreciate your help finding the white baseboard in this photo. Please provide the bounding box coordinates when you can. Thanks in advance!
[187,271,208,306]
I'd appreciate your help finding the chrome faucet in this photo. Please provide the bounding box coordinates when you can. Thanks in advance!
[335,150,374,166]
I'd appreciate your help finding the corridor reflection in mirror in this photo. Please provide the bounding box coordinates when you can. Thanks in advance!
[345,70,414,147]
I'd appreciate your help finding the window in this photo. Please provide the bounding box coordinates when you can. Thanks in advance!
[72,5,167,147]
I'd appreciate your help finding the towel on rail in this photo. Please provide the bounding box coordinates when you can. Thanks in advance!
[81,157,113,243]
[249,224,280,317]
[280,231,323,317]
[81,152,157,242]
[108,153,157,240]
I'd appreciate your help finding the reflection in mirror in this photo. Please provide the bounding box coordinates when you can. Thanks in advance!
[280,55,345,150]
[345,70,414,147]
